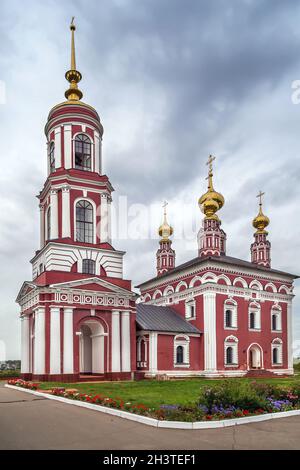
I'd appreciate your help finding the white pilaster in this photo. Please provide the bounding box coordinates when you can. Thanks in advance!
[50,189,58,239]
[33,307,46,375]
[50,307,61,374]
[61,185,71,238]
[149,332,158,374]
[287,301,293,371]
[54,127,61,168]
[111,310,120,372]
[100,193,110,243]
[107,197,112,244]
[64,125,72,169]
[63,307,74,374]
[39,204,45,248]
[94,131,100,174]
[121,311,131,372]
[203,292,217,371]
[21,316,30,374]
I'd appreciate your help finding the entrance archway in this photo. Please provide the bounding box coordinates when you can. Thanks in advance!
[247,344,263,369]
[79,320,105,374]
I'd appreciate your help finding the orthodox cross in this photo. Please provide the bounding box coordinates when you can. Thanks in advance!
[206,154,215,182]
[163,201,168,216]
[256,190,265,206]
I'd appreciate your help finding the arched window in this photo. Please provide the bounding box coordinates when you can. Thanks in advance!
[176,346,184,364]
[75,134,92,171]
[82,259,96,275]
[76,200,94,243]
[47,207,51,240]
[272,314,277,331]
[250,311,256,329]
[226,346,233,364]
[225,310,232,328]
[272,347,278,364]
[49,142,55,173]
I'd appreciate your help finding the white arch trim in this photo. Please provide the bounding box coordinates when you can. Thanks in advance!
[175,281,188,293]
[163,285,175,296]
[265,282,277,293]
[152,289,163,300]
[249,280,263,291]
[233,277,248,289]
[247,343,264,370]
[278,285,290,294]
[224,335,239,343]
[189,276,202,288]
[217,274,231,286]
[201,272,218,284]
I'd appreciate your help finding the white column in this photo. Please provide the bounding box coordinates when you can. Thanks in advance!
[111,311,120,372]
[64,125,72,169]
[107,196,112,244]
[54,127,62,168]
[100,193,109,243]
[61,185,71,238]
[50,307,61,374]
[203,292,217,371]
[33,307,46,375]
[50,189,58,239]
[121,311,131,372]
[21,316,30,373]
[39,204,45,248]
[149,332,158,374]
[287,301,293,371]
[63,308,74,374]
[94,131,100,174]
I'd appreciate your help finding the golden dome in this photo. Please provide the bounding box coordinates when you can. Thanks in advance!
[198,155,224,219]
[253,192,270,233]
[158,202,173,241]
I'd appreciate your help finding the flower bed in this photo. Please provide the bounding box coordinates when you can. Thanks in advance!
[7,379,300,422]
[7,378,39,390]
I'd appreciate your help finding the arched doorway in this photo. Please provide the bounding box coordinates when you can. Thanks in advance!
[248,344,263,369]
[79,320,105,374]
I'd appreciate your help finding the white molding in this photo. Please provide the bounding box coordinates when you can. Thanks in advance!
[203,291,217,372]
[50,307,61,374]
[149,332,158,374]
[111,311,121,372]
[20,316,30,373]
[33,307,46,375]
[121,311,131,372]
[61,185,71,238]
[63,307,74,374]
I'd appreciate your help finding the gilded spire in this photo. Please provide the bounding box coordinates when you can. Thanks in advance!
[65,17,83,101]
[158,201,173,242]
[198,155,224,220]
[252,191,270,234]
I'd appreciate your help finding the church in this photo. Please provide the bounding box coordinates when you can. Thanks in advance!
[17,21,298,382]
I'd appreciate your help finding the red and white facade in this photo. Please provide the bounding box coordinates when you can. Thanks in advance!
[17,24,298,382]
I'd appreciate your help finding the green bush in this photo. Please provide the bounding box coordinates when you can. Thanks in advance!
[198,380,267,412]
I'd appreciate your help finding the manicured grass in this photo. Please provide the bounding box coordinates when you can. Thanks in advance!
[37,374,300,409]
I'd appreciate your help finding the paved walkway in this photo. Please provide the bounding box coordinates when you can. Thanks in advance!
[0,383,300,450]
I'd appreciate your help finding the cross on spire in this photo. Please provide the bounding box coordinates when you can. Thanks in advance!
[206,154,216,172]
[163,200,168,216]
[256,190,265,206]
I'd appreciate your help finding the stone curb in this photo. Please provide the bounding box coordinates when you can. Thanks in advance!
[5,384,300,430]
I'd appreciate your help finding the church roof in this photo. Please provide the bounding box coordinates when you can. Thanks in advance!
[137,254,299,288]
[136,303,201,334]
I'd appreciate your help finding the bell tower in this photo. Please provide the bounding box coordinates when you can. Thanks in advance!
[17,20,136,383]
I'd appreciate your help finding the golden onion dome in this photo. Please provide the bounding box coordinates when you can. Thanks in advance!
[64,18,83,102]
[252,204,269,234]
[198,155,224,219]
[158,203,173,241]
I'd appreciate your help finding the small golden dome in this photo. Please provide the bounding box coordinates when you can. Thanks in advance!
[253,191,270,234]
[253,206,270,234]
[198,155,224,220]
[158,202,173,241]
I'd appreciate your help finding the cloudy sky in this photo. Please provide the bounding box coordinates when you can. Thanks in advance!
[0,0,300,359]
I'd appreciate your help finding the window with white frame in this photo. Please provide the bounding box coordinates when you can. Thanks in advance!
[75,134,92,171]
[272,339,283,365]
[248,302,261,330]
[76,200,94,243]
[271,306,282,332]
[82,259,96,275]
[224,299,237,329]
[49,142,55,173]
[137,336,148,367]
[224,336,238,366]
[174,335,190,367]
[185,299,196,320]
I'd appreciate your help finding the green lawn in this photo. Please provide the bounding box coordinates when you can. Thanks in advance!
[37,373,300,409]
